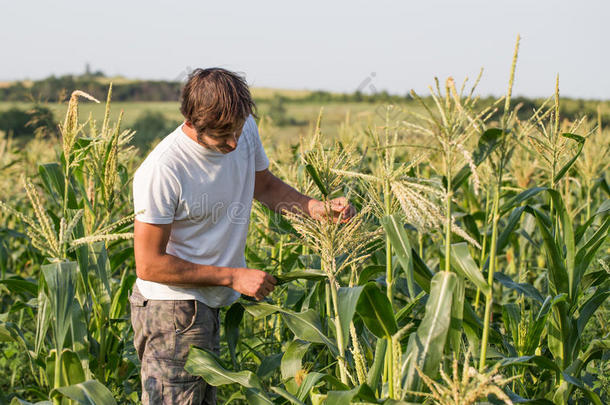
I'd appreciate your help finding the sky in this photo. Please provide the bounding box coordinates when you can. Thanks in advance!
[1,0,608,99]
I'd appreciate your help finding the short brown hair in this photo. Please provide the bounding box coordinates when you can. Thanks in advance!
[180,68,256,135]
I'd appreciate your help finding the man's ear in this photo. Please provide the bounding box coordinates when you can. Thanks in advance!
[184,120,193,128]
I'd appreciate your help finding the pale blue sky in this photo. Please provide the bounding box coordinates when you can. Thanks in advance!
[1,0,608,99]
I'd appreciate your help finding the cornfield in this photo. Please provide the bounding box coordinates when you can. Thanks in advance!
[1,38,609,405]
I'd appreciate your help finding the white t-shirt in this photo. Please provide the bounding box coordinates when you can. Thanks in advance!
[132,115,269,307]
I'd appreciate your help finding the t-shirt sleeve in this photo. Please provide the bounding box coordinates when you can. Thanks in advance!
[133,163,180,224]
[247,116,270,171]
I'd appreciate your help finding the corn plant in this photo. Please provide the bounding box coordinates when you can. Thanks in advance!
[0,87,136,404]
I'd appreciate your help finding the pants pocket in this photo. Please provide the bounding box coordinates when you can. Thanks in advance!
[128,291,147,307]
[129,287,149,361]
[174,300,198,335]
[174,302,220,360]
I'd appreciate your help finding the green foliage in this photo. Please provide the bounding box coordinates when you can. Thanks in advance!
[402,272,458,396]
[0,106,57,137]
[1,49,610,405]
[0,88,136,404]
[129,109,180,149]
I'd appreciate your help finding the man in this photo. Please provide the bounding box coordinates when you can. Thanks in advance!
[130,67,354,404]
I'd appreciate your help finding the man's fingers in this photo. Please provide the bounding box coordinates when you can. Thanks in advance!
[314,198,356,224]
[327,203,356,223]
[330,199,354,216]
[331,196,348,206]
[344,204,356,221]
[262,280,275,293]
[330,200,347,211]
[258,285,273,299]
[329,206,347,218]
[265,274,277,285]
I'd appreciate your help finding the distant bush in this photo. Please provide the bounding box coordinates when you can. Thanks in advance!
[0,105,57,137]
[0,108,30,136]
[131,110,181,149]
[266,95,304,126]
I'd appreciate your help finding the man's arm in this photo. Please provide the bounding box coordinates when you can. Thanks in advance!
[134,219,276,300]
[253,168,314,215]
[254,169,355,222]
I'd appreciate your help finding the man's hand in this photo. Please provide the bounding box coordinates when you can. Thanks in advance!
[230,268,277,301]
[135,220,274,294]
[253,169,356,224]
[308,196,356,223]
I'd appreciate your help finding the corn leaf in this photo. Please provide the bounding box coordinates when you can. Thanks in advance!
[494,272,544,303]
[276,269,326,285]
[38,163,79,209]
[281,340,310,381]
[500,186,546,216]
[42,261,78,353]
[270,386,306,405]
[243,302,338,355]
[452,128,504,191]
[381,214,416,298]
[45,349,85,388]
[401,271,457,395]
[225,302,244,369]
[534,211,568,296]
[553,133,585,184]
[449,242,489,295]
[52,379,117,405]
[186,346,267,392]
[448,275,465,358]
[502,303,521,349]
[325,384,377,405]
[337,286,364,348]
[10,400,52,405]
[295,372,326,402]
[366,338,387,390]
[576,281,610,334]
[356,282,397,339]
[305,164,328,197]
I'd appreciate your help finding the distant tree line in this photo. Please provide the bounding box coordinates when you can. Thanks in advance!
[0,74,182,102]
[1,73,608,135]
[1,75,415,104]
[1,73,607,110]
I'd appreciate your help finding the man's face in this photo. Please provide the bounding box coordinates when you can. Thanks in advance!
[195,120,245,154]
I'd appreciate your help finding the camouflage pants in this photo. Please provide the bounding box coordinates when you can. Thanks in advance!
[129,284,220,404]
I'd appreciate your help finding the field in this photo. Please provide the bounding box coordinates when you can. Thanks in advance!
[0,48,609,404]
[0,99,415,151]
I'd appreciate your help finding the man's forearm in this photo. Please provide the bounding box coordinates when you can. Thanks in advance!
[255,171,314,215]
[137,252,235,287]
[136,251,277,300]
